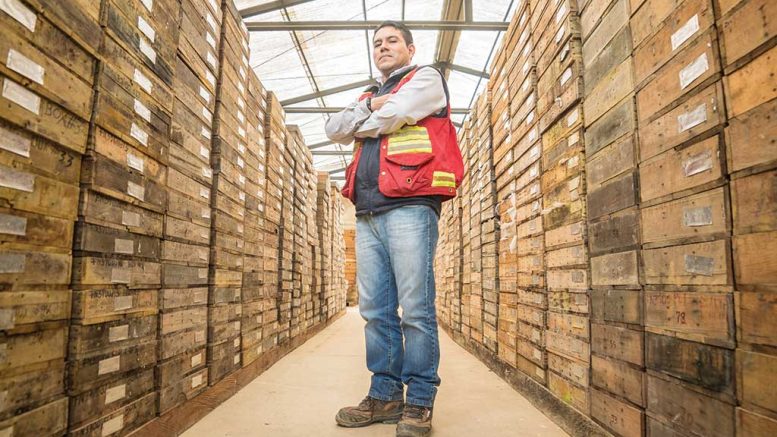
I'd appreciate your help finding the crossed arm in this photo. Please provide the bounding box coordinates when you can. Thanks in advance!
[324,68,448,145]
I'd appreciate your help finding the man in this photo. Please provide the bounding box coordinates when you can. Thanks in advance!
[325,21,464,437]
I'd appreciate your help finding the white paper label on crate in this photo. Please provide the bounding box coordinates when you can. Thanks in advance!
[233,354,240,365]
[198,268,208,279]
[554,25,566,44]
[201,208,211,219]
[0,0,36,32]
[0,306,15,332]
[525,110,535,126]
[197,87,211,106]
[7,49,44,85]
[0,165,34,193]
[533,349,542,361]
[568,176,580,192]
[191,374,203,389]
[239,192,246,202]
[237,239,244,248]
[104,384,126,405]
[127,181,145,201]
[201,127,211,140]
[683,206,713,227]
[194,287,207,303]
[238,82,246,95]
[238,143,246,154]
[522,58,530,74]
[196,248,208,261]
[671,14,700,51]
[683,151,713,177]
[114,295,133,311]
[199,146,210,160]
[202,167,212,179]
[237,110,245,124]
[677,103,707,133]
[137,16,156,43]
[2,79,39,115]
[108,325,129,343]
[206,12,216,32]
[530,145,540,161]
[138,37,157,64]
[566,109,579,127]
[202,106,212,123]
[195,330,206,342]
[200,229,209,240]
[237,156,245,168]
[111,268,131,284]
[0,213,26,237]
[130,123,148,147]
[140,0,153,12]
[199,187,210,200]
[679,53,708,90]
[126,152,145,174]
[556,2,567,24]
[0,125,30,157]
[567,155,580,169]
[206,70,216,87]
[98,356,121,376]
[133,68,152,94]
[568,131,580,147]
[191,352,203,368]
[114,239,134,255]
[684,254,714,276]
[206,31,217,50]
[237,223,244,233]
[101,414,124,437]
[207,0,219,13]
[238,175,246,185]
[133,99,151,123]
[238,126,246,138]
[242,54,249,67]
[239,67,247,81]
[559,67,573,87]
[206,51,217,68]
[529,164,539,178]
[238,96,246,110]
[233,337,240,347]
[121,210,141,227]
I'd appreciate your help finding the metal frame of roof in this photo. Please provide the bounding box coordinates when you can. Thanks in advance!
[237,0,517,177]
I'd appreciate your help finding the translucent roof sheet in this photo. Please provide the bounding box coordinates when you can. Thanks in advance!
[242,0,519,176]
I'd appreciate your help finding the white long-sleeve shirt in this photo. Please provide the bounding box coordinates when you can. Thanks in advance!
[324,65,448,145]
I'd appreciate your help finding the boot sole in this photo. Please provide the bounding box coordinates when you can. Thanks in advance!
[335,413,403,428]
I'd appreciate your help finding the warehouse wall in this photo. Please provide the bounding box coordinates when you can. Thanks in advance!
[0,0,348,435]
[435,0,776,436]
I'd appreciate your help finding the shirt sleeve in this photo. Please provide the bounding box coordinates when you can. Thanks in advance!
[355,68,448,139]
[324,98,372,145]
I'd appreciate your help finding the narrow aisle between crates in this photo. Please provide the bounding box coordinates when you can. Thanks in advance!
[182,307,568,437]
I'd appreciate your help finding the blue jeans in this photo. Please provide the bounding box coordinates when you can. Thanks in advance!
[356,205,441,408]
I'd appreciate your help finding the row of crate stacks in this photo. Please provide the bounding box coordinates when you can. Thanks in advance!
[436,0,776,436]
[0,0,347,435]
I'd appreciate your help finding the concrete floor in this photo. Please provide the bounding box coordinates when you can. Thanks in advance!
[183,307,568,437]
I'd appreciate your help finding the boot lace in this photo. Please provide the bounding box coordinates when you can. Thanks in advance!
[403,404,429,420]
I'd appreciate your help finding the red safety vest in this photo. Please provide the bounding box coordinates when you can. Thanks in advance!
[341,67,465,202]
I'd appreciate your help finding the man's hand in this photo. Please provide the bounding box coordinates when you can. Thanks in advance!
[370,95,390,112]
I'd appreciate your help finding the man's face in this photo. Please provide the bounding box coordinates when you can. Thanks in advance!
[372,26,415,77]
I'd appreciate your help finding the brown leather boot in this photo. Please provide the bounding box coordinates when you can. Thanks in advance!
[396,404,433,436]
[335,396,404,428]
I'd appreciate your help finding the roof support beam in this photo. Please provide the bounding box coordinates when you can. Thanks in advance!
[436,61,490,79]
[433,0,465,81]
[286,107,471,114]
[308,140,335,150]
[281,78,376,106]
[328,167,347,174]
[240,0,318,19]
[246,21,509,32]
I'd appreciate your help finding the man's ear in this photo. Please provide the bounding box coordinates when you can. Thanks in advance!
[408,43,416,58]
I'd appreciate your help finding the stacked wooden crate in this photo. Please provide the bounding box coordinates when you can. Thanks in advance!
[533,0,590,413]
[578,0,644,434]
[720,1,777,434]
[0,0,97,434]
[343,229,357,306]
[305,165,319,326]
[286,126,305,339]
[160,0,221,414]
[330,184,347,317]
[316,173,332,314]
[458,126,472,339]
[509,0,547,386]
[208,0,250,385]
[262,93,284,350]
[630,0,735,435]
[277,123,294,344]
[240,68,270,367]
[466,105,483,346]
[72,0,179,433]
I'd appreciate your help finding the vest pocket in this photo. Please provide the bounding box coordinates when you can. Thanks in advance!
[382,152,434,196]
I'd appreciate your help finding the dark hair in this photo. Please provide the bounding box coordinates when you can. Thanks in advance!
[374,20,414,46]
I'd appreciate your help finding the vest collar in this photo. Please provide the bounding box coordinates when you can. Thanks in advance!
[377,64,416,86]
